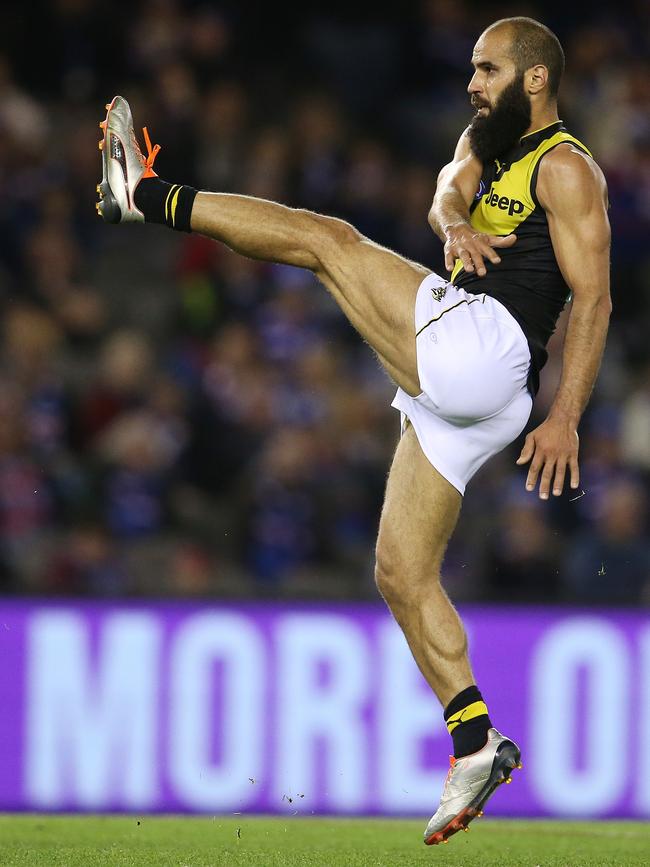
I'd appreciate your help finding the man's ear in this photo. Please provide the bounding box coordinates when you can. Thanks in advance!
[526,64,549,95]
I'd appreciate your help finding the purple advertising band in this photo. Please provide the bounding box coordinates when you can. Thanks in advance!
[0,600,648,817]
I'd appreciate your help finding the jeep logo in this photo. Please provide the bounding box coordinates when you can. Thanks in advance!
[484,190,525,216]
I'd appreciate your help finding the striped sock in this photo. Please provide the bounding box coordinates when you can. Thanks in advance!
[134,178,197,232]
[444,685,492,758]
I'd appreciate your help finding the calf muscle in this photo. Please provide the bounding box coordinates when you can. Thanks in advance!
[191,192,322,270]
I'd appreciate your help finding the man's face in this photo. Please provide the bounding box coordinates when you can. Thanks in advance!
[466,29,532,163]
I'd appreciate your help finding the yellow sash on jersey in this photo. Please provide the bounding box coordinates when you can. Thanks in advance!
[450,126,592,283]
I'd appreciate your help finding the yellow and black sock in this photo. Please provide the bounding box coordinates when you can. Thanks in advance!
[444,685,491,758]
[134,178,197,232]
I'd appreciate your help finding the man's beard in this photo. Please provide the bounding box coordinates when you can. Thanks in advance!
[468,74,532,163]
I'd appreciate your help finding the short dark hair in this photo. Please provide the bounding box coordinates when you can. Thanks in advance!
[489,17,565,97]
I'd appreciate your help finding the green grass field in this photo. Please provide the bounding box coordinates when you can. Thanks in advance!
[0,815,648,866]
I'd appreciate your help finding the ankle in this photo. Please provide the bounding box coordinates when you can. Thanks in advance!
[134,177,197,231]
[444,684,492,758]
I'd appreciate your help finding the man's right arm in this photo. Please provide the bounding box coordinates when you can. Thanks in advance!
[429,131,516,277]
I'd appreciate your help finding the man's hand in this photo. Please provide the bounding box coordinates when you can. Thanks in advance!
[516,417,579,499]
[444,224,517,276]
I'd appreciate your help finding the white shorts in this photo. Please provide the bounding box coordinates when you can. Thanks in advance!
[391,273,533,495]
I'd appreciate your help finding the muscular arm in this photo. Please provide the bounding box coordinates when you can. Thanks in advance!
[429,132,479,239]
[429,130,516,276]
[517,145,612,498]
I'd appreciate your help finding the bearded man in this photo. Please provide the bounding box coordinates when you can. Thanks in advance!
[96,16,611,846]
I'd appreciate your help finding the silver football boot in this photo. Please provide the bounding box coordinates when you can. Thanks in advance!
[96,95,160,224]
[424,728,522,846]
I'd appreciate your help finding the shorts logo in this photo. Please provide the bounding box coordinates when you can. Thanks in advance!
[430,283,447,302]
[484,188,525,217]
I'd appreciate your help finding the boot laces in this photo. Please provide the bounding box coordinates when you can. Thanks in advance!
[129,126,161,175]
[441,756,457,798]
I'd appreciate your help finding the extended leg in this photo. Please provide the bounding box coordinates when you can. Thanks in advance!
[190,193,428,396]
[99,95,429,396]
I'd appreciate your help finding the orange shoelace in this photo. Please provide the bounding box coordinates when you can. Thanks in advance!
[141,127,161,177]
[129,125,161,178]
[442,756,457,794]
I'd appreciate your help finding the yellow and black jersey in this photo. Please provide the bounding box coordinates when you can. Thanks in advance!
[452,121,591,393]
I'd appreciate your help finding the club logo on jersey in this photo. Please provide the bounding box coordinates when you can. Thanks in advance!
[484,188,525,217]
[475,180,486,200]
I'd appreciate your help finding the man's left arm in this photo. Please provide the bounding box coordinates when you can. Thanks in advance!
[517,145,612,499]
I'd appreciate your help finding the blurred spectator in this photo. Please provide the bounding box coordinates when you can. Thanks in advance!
[483,487,562,603]
[620,364,650,470]
[45,523,127,596]
[241,426,326,588]
[196,81,249,192]
[76,329,154,444]
[0,383,54,589]
[561,478,650,605]
[95,401,184,539]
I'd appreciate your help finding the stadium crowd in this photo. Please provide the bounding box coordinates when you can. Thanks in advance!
[0,0,648,604]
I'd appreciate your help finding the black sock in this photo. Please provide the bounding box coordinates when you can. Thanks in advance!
[134,177,197,232]
[444,685,492,759]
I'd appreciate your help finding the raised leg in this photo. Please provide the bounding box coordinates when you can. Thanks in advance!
[100,97,429,396]
[191,193,430,396]
[375,422,471,707]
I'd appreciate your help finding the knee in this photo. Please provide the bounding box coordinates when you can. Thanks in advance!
[374,548,400,604]
[305,212,362,265]
[375,544,437,608]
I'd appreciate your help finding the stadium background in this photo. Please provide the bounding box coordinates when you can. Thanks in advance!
[0,0,649,821]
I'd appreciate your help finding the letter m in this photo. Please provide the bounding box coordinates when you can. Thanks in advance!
[25,610,160,809]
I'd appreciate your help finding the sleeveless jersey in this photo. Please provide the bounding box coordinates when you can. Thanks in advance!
[451,121,592,394]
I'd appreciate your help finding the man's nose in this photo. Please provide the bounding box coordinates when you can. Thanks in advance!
[468,72,482,94]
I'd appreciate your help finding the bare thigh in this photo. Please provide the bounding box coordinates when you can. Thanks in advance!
[377,423,462,581]
[312,219,430,396]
